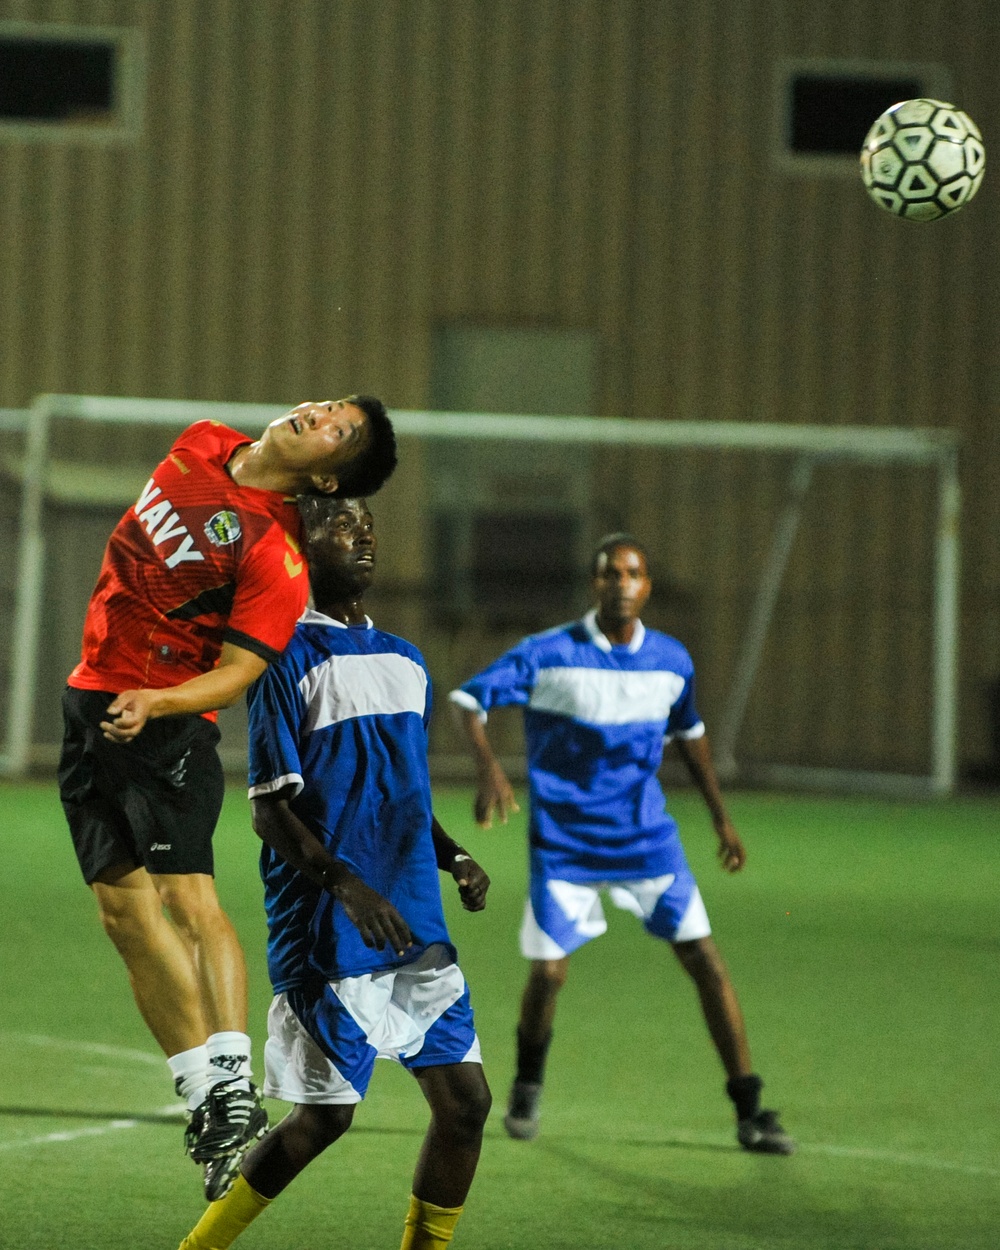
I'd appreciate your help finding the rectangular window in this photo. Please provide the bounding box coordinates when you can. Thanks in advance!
[469,511,580,627]
[774,58,952,174]
[427,322,598,627]
[0,22,143,143]
[790,76,924,155]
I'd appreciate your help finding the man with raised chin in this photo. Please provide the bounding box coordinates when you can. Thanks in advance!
[57,396,397,1198]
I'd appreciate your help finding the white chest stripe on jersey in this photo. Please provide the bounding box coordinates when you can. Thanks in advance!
[529,665,686,725]
[134,478,206,569]
[299,652,428,733]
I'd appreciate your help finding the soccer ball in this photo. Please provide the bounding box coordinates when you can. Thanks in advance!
[859,98,985,221]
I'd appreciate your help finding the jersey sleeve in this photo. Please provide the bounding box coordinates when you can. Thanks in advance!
[664,664,705,742]
[247,662,308,799]
[449,640,538,720]
[225,527,309,663]
[423,663,434,733]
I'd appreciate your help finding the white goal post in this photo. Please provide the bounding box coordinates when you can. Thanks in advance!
[2,393,960,795]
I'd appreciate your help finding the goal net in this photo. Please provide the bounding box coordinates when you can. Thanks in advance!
[0,394,960,796]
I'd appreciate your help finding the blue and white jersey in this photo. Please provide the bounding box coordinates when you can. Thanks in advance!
[247,608,453,991]
[450,610,705,882]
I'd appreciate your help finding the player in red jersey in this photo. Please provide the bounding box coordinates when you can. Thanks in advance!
[57,397,397,1199]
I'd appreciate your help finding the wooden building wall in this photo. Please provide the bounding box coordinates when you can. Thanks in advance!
[1,0,997,778]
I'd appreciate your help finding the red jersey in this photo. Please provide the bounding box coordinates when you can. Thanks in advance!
[69,421,308,705]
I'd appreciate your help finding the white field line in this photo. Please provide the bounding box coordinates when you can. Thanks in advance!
[0,1106,183,1153]
[0,1032,181,1151]
[0,1120,140,1152]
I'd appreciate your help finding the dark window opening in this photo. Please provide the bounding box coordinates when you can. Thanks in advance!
[790,76,924,154]
[0,37,116,122]
[434,511,580,628]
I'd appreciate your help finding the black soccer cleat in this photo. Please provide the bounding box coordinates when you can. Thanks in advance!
[203,1150,243,1203]
[184,1101,206,1157]
[737,1108,796,1155]
[189,1081,268,1164]
[203,1141,253,1203]
[503,1079,543,1141]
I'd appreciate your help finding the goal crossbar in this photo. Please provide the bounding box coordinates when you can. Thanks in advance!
[2,395,961,795]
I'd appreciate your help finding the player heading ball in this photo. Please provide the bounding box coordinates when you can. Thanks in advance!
[58,397,396,1200]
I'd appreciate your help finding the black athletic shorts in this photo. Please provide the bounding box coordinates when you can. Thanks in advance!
[58,687,225,884]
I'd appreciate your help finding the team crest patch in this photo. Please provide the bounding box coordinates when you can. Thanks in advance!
[204,510,242,546]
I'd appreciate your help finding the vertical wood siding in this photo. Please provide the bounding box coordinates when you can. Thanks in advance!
[2,0,996,775]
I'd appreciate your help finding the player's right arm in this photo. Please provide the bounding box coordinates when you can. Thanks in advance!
[246,650,411,954]
[450,703,520,828]
[100,642,268,742]
[449,644,537,828]
[250,791,414,956]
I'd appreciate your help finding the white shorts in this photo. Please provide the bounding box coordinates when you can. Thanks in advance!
[264,944,482,1104]
[520,873,712,959]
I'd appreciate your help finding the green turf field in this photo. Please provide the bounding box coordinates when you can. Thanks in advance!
[1,781,996,1249]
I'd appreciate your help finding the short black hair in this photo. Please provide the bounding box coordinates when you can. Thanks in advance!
[590,531,651,576]
[329,395,397,497]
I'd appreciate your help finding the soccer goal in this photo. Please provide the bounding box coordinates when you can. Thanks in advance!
[0,393,960,796]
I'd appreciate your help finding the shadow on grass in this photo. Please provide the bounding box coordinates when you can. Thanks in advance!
[529,1136,916,1250]
[496,1129,735,1155]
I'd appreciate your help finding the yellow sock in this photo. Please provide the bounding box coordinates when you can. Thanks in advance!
[399,1194,464,1250]
[178,1173,273,1250]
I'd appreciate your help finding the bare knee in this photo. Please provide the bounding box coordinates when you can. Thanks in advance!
[91,875,162,951]
[420,1066,492,1143]
[529,958,570,994]
[155,875,228,943]
[673,937,727,985]
[288,1103,355,1152]
[245,1103,354,1190]
[453,1072,492,1138]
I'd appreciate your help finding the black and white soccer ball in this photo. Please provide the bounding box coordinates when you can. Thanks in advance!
[859,98,985,221]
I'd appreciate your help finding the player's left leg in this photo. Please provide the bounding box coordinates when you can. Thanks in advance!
[618,858,795,1156]
[670,935,751,1077]
[671,936,794,1154]
[395,947,489,1247]
[404,1062,492,1249]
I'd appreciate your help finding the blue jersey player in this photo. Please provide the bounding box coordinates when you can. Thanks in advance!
[179,497,492,1250]
[450,533,794,1156]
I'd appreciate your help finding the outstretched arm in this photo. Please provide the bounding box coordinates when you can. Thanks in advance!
[250,792,413,955]
[431,815,490,912]
[100,641,269,743]
[450,703,520,828]
[671,734,746,873]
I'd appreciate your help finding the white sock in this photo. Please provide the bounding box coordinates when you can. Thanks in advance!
[167,1044,211,1111]
[205,1030,253,1092]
